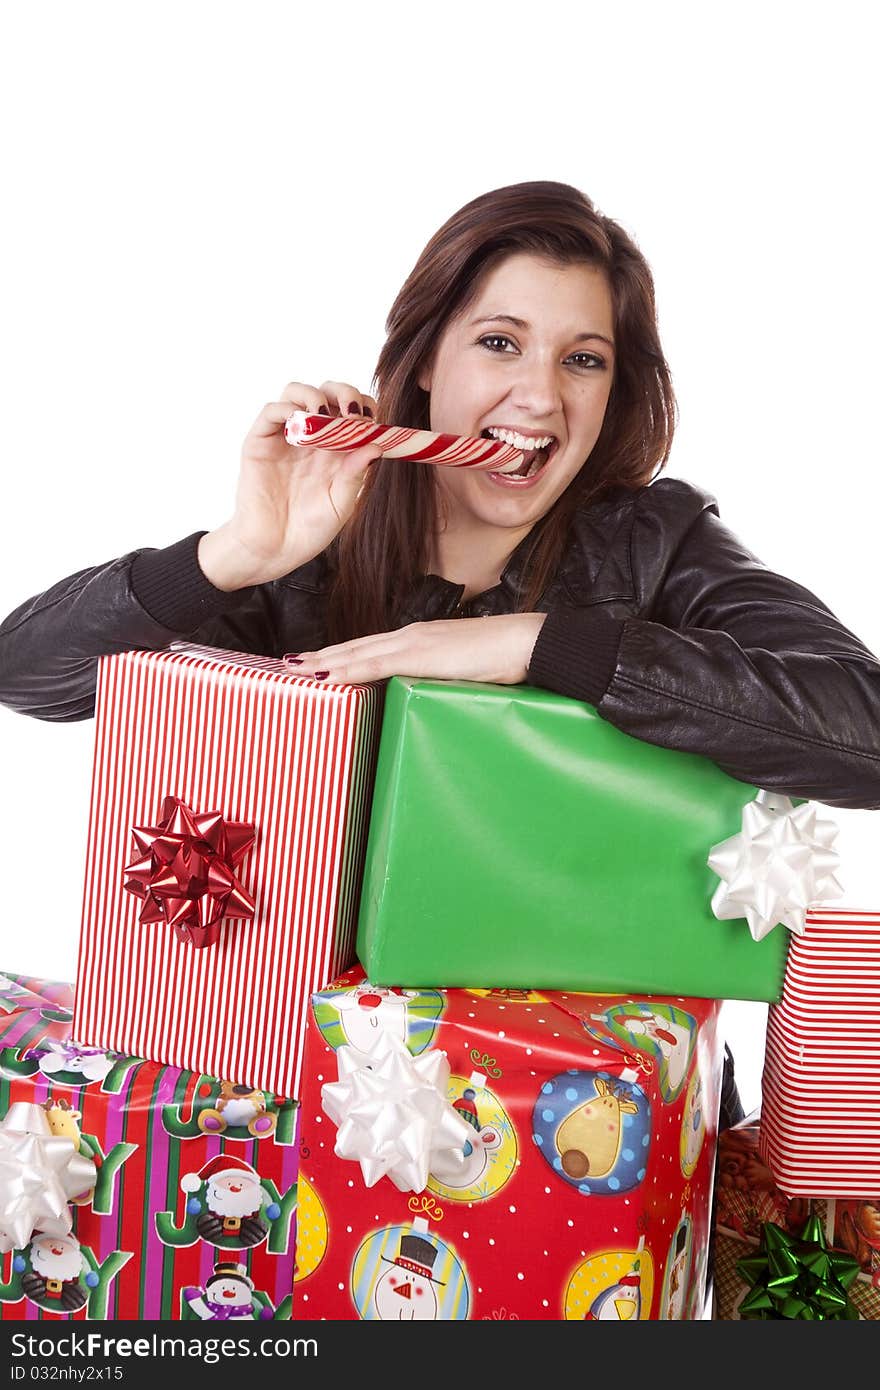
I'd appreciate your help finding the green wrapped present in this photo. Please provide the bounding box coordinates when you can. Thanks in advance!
[356,679,790,1002]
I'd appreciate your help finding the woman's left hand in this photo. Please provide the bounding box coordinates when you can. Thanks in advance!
[284,613,548,686]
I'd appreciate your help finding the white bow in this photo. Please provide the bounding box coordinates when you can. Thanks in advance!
[321,1032,474,1193]
[0,1102,97,1253]
[708,791,842,942]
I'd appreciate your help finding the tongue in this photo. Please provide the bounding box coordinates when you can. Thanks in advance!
[481,431,547,476]
[508,448,539,477]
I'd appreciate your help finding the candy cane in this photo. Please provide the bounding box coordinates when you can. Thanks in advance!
[284,411,525,474]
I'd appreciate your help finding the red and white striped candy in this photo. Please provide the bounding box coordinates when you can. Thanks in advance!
[284,410,526,474]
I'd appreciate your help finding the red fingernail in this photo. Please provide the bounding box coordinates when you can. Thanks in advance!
[284,654,303,664]
[347,402,361,415]
[317,405,330,415]
[314,670,329,680]
[363,405,373,418]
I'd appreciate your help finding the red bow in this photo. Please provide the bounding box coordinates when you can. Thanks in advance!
[123,796,256,949]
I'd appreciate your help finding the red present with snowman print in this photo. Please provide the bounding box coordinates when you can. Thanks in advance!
[293,966,723,1320]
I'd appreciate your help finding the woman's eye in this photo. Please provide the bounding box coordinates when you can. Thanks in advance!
[567,352,605,370]
[478,334,516,353]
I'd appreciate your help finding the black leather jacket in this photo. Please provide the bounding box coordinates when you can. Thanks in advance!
[2,478,878,809]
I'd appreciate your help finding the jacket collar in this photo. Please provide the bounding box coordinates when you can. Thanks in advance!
[408,523,540,621]
[283,487,636,612]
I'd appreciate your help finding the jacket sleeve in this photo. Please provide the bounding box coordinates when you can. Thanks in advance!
[528,497,880,810]
[0,533,284,723]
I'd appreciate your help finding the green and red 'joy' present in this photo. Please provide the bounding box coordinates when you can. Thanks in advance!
[0,976,298,1321]
[294,965,723,1320]
[0,972,75,1030]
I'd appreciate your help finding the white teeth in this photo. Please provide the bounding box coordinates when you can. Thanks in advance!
[486,426,554,451]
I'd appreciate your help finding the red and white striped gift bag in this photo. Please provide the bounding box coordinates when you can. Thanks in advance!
[73,644,383,1096]
[759,907,880,1195]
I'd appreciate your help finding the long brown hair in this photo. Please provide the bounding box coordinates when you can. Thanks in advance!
[328,181,676,640]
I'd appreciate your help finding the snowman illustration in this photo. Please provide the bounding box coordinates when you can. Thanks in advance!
[183,1261,274,1320]
[332,982,418,1054]
[373,1232,445,1320]
[680,1069,705,1177]
[27,1039,119,1086]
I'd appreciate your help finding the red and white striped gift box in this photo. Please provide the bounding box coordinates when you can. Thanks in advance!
[759,907,880,1196]
[72,644,382,1096]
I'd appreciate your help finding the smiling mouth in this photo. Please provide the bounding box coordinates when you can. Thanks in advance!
[480,428,559,479]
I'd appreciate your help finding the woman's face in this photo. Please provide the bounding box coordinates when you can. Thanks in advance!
[418,252,615,541]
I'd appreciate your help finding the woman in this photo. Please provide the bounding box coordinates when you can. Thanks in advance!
[2,180,878,810]
[2,181,879,1118]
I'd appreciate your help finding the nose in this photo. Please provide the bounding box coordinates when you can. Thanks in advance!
[509,354,564,418]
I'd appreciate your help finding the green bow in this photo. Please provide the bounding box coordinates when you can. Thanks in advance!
[736,1215,861,1319]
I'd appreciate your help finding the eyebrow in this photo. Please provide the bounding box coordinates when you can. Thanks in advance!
[470,314,615,350]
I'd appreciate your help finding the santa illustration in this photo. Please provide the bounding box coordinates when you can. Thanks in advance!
[373,1232,444,1320]
[332,982,418,1054]
[663,1221,691,1320]
[20,1232,95,1313]
[180,1154,279,1248]
[598,1008,694,1096]
[183,1261,274,1320]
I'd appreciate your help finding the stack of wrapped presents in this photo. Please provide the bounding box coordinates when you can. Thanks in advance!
[1,644,872,1321]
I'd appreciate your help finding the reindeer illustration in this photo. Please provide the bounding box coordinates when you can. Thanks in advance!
[555,1077,639,1180]
[39,1098,95,1205]
[40,1096,83,1145]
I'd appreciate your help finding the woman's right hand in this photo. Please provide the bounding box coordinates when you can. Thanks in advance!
[198,380,382,591]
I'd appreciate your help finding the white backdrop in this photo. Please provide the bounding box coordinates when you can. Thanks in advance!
[1,2,877,1115]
